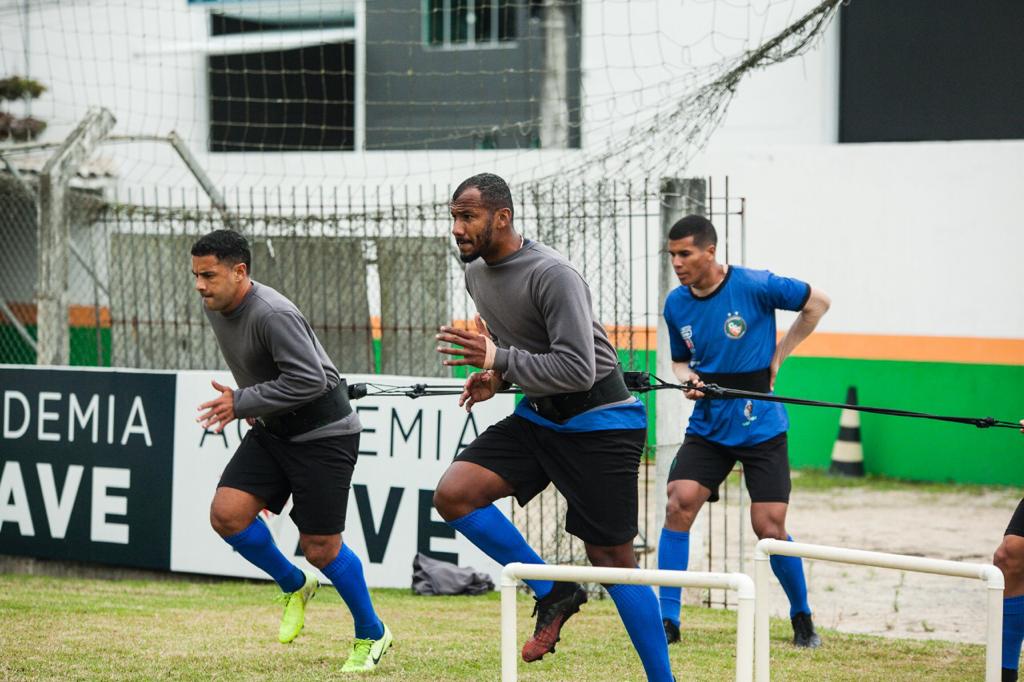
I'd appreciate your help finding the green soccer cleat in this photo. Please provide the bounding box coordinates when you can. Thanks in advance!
[341,622,394,672]
[277,571,319,644]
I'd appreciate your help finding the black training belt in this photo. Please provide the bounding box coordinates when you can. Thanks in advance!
[695,368,771,393]
[525,365,632,424]
[257,380,353,438]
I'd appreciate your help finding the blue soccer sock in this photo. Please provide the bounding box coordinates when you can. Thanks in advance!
[769,535,811,618]
[657,527,690,626]
[322,544,385,640]
[607,584,674,682]
[224,517,305,593]
[1003,595,1024,670]
[447,504,553,598]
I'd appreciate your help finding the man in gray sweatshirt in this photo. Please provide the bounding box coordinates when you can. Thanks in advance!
[190,229,392,672]
[433,174,673,681]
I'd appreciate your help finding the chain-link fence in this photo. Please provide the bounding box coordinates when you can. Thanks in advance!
[3,181,667,374]
[0,173,37,364]
[0,173,747,600]
[0,172,111,366]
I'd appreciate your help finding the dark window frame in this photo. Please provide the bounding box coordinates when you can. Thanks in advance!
[208,42,355,152]
[424,0,518,49]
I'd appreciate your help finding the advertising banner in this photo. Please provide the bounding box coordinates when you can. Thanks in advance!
[0,366,176,570]
[170,371,513,587]
[2,367,514,588]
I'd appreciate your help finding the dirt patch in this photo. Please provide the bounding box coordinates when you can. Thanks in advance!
[505,463,1017,644]
[700,483,1018,644]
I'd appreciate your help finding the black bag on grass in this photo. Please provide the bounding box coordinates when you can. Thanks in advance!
[411,552,494,596]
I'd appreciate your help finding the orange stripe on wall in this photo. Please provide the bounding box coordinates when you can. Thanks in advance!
[381,319,1022,363]
[605,324,657,351]
[2,303,111,328]
[4,305,1019,365]
[783,332,1024,366]
[69,306,112,327]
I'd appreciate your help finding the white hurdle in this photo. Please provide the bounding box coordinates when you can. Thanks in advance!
[753,538,1005,682]
[500,562,756,682]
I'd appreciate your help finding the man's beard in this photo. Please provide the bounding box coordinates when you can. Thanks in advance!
[458,220,494,263]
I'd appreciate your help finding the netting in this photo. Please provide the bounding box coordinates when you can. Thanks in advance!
[44,179,667,375]
[0,0,841,195]
[0,0,833,573]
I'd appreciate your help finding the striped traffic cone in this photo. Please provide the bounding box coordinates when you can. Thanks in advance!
[829,386,864,477]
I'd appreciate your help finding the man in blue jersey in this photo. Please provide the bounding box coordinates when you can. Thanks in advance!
[995,419,1024,682]
[656,215,831,649]
[432,173,674,681]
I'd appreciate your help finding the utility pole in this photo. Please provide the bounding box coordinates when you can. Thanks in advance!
[539,0,569,148]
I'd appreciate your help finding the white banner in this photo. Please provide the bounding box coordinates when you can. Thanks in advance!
[170,371,514,587]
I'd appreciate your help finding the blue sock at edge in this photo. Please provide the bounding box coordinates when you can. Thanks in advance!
[322,544,385,640]
[1003,594,1024,670]
[224,517,304,593]
[607,583,674,682]
[656,527,690,626]
[769,534,811,618]
[447,504,553,598]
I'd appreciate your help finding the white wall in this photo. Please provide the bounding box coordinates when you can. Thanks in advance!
[691,141,1024,339]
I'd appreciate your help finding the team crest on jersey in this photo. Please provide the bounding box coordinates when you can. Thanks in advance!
[724,312,747,339]
[679,325,695,352]
[742,400,757,426]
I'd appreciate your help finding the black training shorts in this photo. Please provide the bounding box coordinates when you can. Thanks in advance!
[218,423,359,535]
[668,432,790,503]
[1006,498,1024,537]
[455,414,645,547]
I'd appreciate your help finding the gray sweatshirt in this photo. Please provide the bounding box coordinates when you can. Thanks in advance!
[204,281,361,440]
[465,240,619,398]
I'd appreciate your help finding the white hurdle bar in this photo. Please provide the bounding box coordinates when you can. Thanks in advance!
[501,562,756,682]
[753,538,1005,682]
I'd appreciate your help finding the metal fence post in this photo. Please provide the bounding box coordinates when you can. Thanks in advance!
[655,177,705,588]
[36,107,115,366]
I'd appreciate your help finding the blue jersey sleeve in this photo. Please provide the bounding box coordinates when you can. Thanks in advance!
[762,272,811,312]
[663,296,691,363]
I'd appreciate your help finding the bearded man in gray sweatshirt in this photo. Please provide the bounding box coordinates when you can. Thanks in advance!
[433,174,673,681]
[190,229,391,672]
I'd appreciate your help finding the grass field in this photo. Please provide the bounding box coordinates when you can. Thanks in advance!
[0,573,986,681]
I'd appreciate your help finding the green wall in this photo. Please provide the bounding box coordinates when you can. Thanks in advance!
[776,357,1024,486]
[0,324,111,366]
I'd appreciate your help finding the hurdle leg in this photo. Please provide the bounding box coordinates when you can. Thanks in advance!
[501,564,521,682]
[985,580,1003,682]
[754,549,772,682]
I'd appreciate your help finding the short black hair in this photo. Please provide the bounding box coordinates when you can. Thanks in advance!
[667,215,717,248]
[190,229,252,273]
[452,172,514,221]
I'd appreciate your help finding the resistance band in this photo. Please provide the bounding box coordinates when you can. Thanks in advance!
[348,375,1019,430]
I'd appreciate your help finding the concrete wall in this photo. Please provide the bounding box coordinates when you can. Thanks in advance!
[365,0,581,150]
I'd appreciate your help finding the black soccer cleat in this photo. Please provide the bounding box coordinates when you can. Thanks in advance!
[663,618,681,644]
[521,581,588,662]
[1003,668,1019,682]
[791,612,822,648]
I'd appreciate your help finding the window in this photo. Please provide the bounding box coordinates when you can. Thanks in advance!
[839,1,1024,143]
[209,44,355,152]
[426,0,517,47]
[207,12,356,152]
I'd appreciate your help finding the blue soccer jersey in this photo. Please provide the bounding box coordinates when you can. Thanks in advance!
[663,266,811,447]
